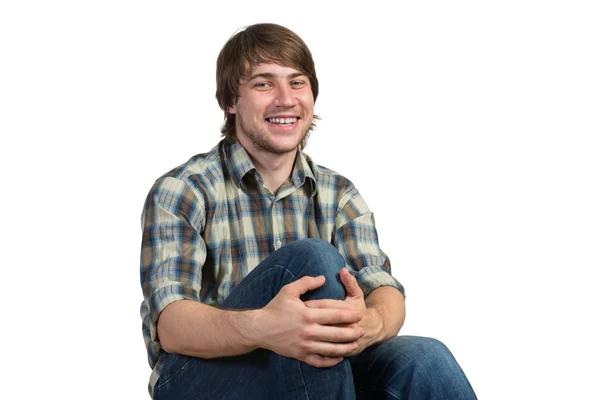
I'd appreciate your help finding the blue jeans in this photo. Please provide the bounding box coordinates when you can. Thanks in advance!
[154,239,477,400]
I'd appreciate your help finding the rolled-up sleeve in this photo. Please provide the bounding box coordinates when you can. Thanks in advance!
[140,176,206,362]
[334,186,405,298]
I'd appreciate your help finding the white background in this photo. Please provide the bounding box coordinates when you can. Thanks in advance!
[1,1,599,399]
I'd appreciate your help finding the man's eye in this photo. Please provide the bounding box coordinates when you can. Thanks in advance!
[291,81,305,87]
[254,82,271,88]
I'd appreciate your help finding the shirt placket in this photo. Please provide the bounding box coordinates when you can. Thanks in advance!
[270,196,284,251]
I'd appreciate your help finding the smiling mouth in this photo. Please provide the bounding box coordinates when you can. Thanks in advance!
[266,117,298,127]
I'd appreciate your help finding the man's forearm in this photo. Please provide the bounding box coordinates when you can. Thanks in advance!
[365,286,406,343]
[158,299,261,358]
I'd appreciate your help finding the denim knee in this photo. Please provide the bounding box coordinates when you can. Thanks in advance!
[404,337,452,366]
[278,238,345,274]
[278,238,347,301]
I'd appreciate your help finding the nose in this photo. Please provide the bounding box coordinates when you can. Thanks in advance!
[273,85,296,108]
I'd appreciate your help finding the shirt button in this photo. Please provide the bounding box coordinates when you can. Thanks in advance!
[275,240,282,249]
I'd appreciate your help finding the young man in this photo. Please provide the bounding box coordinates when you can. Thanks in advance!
[140,23,477,399]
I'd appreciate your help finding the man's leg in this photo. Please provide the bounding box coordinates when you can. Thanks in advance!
[154,238,355,400]
[350,336,477,400]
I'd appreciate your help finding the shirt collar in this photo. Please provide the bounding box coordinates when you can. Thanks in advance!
[291,150,317,197]
[223,140,256,188]
[222,140,317,197]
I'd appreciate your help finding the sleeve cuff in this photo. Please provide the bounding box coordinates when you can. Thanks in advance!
[148,282,200,342]
[354,266,405,298]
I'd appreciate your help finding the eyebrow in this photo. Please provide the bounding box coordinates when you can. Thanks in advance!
[246,72,306,82]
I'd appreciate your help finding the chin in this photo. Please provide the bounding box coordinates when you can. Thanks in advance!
[264,142,301,155]
[277,135,307,150]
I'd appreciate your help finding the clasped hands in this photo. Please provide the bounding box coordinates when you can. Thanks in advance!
[257,268,382,368]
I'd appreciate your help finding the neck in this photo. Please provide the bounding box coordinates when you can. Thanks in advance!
[239,141,297,194]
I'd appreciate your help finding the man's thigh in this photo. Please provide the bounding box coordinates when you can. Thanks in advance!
[154,350,270,400]
[350,336,477,400]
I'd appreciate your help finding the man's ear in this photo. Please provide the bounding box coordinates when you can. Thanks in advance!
[228,104,237,115]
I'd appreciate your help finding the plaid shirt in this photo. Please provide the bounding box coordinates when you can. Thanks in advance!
[140,140,404,395]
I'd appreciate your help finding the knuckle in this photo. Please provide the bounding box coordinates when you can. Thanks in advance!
[306,355,320,367]
[300,327,313,339]
[328,347,342,357]
[303,312,315,324]
[298,341,312,353]
[280,285,291,295]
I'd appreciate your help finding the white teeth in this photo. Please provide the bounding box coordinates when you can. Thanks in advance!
[268,117,297,124]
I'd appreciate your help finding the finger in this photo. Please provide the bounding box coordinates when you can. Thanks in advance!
[305,340,359,358]
[308,307,362,325]
[303,354,343,368]
[283,276,326,297]
[340,268,363,298]
[304,299,354,310]
[303,325,365,343]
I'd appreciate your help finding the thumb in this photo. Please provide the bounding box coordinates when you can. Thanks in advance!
[284,275,326,297]
[340,268,362,298]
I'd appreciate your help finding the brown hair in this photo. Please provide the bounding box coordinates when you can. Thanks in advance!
[216,23,319,146]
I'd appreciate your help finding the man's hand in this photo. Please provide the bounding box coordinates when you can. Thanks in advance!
[253,275,365,368]
[304,268,384,356]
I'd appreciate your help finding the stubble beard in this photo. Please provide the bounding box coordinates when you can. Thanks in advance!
[237,108,311,155]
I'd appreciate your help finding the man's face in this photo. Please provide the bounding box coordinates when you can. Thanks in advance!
[228,63,315,155]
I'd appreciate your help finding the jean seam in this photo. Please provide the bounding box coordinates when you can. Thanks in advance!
[154,358,194,390]
[273,263,305,279]
[296,358,310,400]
